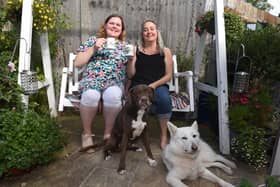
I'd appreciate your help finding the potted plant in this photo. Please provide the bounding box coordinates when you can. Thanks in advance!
[195,11,244,48]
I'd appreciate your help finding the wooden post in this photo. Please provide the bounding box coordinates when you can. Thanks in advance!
[39,32,57,117]
[18,0,34,107]
[193,0,230,154]
[17,0,57,117]
[270,128,280,176]
[214,0,230,154]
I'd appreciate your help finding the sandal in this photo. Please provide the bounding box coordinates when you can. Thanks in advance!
[80,134,95,153]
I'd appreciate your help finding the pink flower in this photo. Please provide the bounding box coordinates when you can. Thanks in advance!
[8,61,16,72]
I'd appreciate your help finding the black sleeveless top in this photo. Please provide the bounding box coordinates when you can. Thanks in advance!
[131,50,166,87]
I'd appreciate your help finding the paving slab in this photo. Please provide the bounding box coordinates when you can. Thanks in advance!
[0,114,266,187]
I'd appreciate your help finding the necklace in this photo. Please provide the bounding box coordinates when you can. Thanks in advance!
[142,46,159,55]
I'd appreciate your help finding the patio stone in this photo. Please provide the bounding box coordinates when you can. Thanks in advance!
[0,114,266,187]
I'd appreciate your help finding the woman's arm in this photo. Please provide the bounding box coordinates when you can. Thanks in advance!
[74,38,106,68]
[149,47,173,89]
[74,47,95,68]
[126,46,137,79]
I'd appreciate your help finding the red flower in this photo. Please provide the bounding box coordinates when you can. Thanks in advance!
[195,27,203,36]
[240,96,249,105]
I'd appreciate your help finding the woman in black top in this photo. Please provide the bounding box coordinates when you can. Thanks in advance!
[127,20,173,149]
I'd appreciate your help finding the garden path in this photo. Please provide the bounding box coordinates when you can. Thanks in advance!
[0,114,266,187]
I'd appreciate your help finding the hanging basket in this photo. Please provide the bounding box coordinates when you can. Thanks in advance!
[232,56,252,93]
[20,70,38,95]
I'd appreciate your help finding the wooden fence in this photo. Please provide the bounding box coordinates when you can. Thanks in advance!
[61,0,207,57]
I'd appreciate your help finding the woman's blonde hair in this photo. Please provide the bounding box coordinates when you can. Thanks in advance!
[138,20,165,55]
[97,14,126,41]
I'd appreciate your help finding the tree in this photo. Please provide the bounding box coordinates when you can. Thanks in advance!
[246,0,273,11]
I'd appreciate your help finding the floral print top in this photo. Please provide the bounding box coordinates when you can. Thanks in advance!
[77,36,128,93]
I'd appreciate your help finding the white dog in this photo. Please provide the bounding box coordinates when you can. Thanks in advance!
[162,121,236,187]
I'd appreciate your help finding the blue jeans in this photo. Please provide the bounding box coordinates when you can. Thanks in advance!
[150,85,172,120]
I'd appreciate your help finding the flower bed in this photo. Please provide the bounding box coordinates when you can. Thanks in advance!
[229,84,274,169]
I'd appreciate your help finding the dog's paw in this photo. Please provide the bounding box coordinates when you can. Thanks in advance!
[224,167,233,175]
[221,182,235,187]
[118,169,126,175]
[136,147,143,152]
[147,158,157,167]
[224,184,235,187]
[230,162,237,169]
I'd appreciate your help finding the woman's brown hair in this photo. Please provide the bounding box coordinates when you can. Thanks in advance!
[97,14,126,41]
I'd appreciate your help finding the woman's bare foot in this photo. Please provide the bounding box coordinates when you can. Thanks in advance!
[81,134,95,153]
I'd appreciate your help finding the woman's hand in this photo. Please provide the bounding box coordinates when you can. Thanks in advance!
[94,38,106,51]
[148,83,157,89]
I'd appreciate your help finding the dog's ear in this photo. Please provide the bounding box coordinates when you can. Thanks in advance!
[167,121,177,137]
[191,121,198,131]
[126,87,135,105]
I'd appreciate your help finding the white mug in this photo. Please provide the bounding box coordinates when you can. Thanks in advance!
[106,37,116,49]
[125,44,134,57]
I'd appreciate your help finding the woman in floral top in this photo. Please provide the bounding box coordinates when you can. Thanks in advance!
[74,14,129,153]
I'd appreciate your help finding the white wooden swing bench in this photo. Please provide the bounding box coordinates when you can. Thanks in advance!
[58,53,194,113]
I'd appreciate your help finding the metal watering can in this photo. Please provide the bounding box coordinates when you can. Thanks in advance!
[232,44,252,93]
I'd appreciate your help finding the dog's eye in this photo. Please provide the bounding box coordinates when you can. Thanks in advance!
[182,137,187,140]
[193,134,197,138]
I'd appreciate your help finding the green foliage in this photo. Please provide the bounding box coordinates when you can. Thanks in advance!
[229,85,273,170]
[2,0,71,59]
[0,50,24,110]
[176,51,193,72]
[266,176,280,187]
[239,176,280,187]
[239,26,280,82]
[195,11,215,35]
[224,12,245,48]
[231,126,267,170]
[229,85,273,131]
[0,1,69,177]
[195,11,244,48]
[238,178,254,187]
[3,0,70,33]
[0,108,64,176]
[175,51,193,90]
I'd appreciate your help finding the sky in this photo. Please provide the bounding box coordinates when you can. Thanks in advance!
[268,0,280,16]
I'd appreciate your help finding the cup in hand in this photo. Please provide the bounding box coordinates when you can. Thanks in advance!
[105,37,116,49]
[125,44,134,57]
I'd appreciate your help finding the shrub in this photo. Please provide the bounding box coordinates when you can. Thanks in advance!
[238,178,254,187]
[0,109,64,177]
[240,25,280,82]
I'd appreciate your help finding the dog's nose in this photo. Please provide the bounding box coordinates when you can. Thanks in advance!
[140,97,149,104]
[191,144,198,151]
